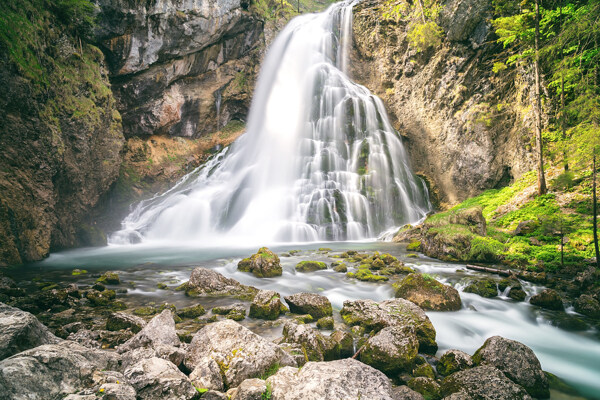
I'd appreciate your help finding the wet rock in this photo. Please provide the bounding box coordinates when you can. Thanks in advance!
[436,349,473,376]
[238,247,282,277]
[124,357,196,400]
[106,312,146,333]
[473,336,549,398]
[118,309,181,353]
[407,377,441,400]
[330,330,354,358]
[316,316,334,329]
[333,263,348,272]
[0,277,25,297]
[412,362,436,379]
[86,289,117,307]
[213,303,247,321]
[230,378,267,400]
[189,356,224,391]
[0,342,120,399]
[391,385,425,400]
[177,303,206,319]
[97,271,120,285]
[249,290,285,320]
[464,278,498,298]
[360,325,419,374]
[509,287,527,301]
[574,294,600,318]
[295,260,327,272]
[267,358,394,399]
[530,289,563,311]
[0,303,61,360]
[284,292,332,319]
[184,319,296,387]
[394,273,462,311]
[281,321,336,362]
[441,365,532,399]
[293,314,314,324]
[341,298,437,354]
[185,267,258,299]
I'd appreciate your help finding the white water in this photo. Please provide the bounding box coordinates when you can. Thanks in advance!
[110,1,430,247]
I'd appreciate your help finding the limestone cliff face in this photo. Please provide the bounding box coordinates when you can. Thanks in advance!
[93,0,264,138]
[352,0,536,207]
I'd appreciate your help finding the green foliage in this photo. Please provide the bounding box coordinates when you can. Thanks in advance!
[52,0,96,39]
[262,382,273,400]
[408,20,444,52]
[468,236,506,262]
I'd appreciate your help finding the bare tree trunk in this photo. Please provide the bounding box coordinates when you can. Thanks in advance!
[417,0,427,23]
[534,0,547,195]
[594,153,600,269]
[559,2,568,172]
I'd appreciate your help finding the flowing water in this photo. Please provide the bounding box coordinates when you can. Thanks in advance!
[109,0,430,247]
[18,1,600,398]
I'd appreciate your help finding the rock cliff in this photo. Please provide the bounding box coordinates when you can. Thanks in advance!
[352,0,536,207]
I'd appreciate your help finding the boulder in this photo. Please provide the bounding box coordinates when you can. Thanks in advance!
[441,365,532,399]
[177,304,206,319]
[266,359,394,400]
[341,298,437,354]
[360,326,419,374]
[574,294,600,318]
[284,293,332,319]
[0,303,61,360]
[67,329,102,349]
[249,290,285,320]
[184,319,296,388]
[329,330,354,358]
[436,349,473,376]
[238,247,282,278]
[295,261,327,272]
[394,273,462,311]
[230,378,267,400]
[407,377,441,400]
[185,267,258,299]
[96,271,120,284]
[212,303,247,321]
[0,342,120,399]
[391,385,425,400]
[117,309,180,353]
[473,336,549,398]
[316,316,334,330]
[412,362,436,379]
[121,344,186,370]
[106,312,146,333]
[189,356,224,391]
[281,321,337,362]
[464,278,498,298]
[124,357,196,400]
[63,371,136,400]
[530,289,563,311]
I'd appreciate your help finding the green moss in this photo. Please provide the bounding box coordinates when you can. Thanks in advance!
[71,269,87,276]
[464,279,497,298]
[295,260,327,272]
[468,236,506,263]
[407,239,422,251]
[350,269,389,282]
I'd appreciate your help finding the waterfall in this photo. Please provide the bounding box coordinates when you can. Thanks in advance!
[109,1,431,246]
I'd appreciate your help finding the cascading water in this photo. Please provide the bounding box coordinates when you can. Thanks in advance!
[110,1,431,246]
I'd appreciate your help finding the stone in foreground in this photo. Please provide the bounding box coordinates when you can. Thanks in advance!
[117,309,180,353]
[249,290,285,320]
[124,357,197,400]
[394,273,462,311]
[266,358,394,400]
[436,349,473,376]
[360,325,419,374]
[284,292,332,319]
[441,365,532,400]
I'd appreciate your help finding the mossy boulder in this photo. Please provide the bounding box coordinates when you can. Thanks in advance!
[106,312,146,333]
[177,304,206,319]
[293,314,314,324]
[347,268,389,282]
[212,303,246,321]
[295,260,327,272]
[239,247,282,278]
[407,377,441,400]
[284,293,332,319]
[316,316,334,330]
[530,289,563,311]
[394,273,461,311]
[508,288,526,301]
[380,253,398,265]
[133,306,156,316]
[86,289,116,307]
[360,325,419,375]
[96,272,120,285]
[249,290,285,320]
[370,258,386,270]
[341,298,437,354]
[437,349,473,376]
[441,365,531,399]
[333,263,348,273]
[282,321,337,362]
[330,330,354,358]
[574,294,600,318]
[185,267,258,299]
[472,336,549,398]
[413,362,436,379]
[463,278,497,298]
[407,240,422,251]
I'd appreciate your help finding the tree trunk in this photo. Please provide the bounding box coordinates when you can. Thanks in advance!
[559,3,568,171]
[417,0,427,23]
[534,0,547,195]
[594,153,600,269]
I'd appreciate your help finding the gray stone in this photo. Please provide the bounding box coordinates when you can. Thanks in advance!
[266,359,394,400]
[0,342,120,399]
[249,290,284,320]
[436,349,473,376]
[284,292,332,319]
[441,365,532,400]
[118,309,180,353]
[0,303,61,360]
[530,289,564,311]
[121,344,186,370]
[184,319,295,387]
[473,336,549,398]
[67,329,101,349]
[574,294,600,318]
[391,385,425,400]
[189,356,224,391]
[281,321,337,362]
[124,357,196,400]
[341,298,437,354]
[231,378,267,400]
[185,267,257,299]
[360,326,419,374]
[106,312,146,333]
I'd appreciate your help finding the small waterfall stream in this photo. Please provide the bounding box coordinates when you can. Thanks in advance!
[110,1,430,246]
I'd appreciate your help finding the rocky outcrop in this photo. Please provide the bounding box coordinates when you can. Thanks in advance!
[284,292,332,319]
[281,321,337,362]
[441,365,532,399]
[124,357,197,400]
[266,359,395,400]
[238,247,282,277]
[117,309,181,353]
[249,290,285,320]
[184,267,258,299]
[352,0,535,206]
[436,349,473,376]
[359,325,419,374]
[394,273,462,311]
[94,0,264,138]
